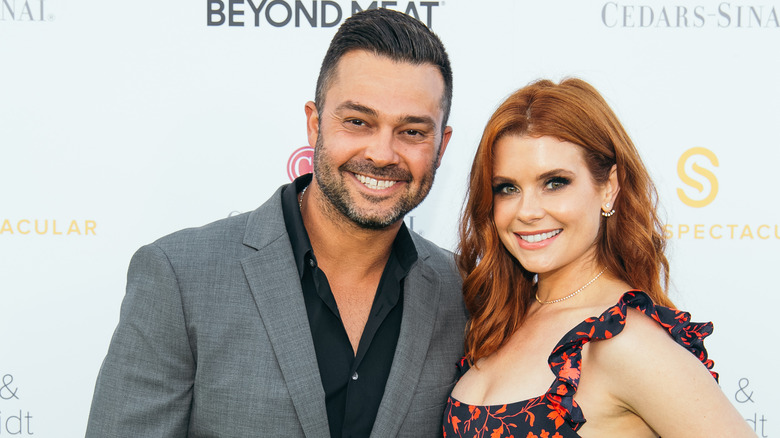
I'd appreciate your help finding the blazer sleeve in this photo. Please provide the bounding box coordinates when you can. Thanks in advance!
[86,243,195,438]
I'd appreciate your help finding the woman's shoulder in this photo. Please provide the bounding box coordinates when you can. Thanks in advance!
[580,292,754,436]
[588,301,690,369]
[588,291,716,374]
[578,290,720,417]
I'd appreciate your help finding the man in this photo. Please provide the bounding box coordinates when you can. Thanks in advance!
[86,8,466,438]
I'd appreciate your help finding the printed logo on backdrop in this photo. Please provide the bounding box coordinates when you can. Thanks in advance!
[287,146,314,181]
[0,219,96,236]
[601,2,779,28]
[733,377,770,437]
[676,146,718,208]
[207,1,442,28]
[665,147,778,240]
[0,373,34,435]
[0,0,54,22]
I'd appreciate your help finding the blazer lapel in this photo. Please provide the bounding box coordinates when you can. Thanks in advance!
[371,247,441,437]
[240,191,329,437]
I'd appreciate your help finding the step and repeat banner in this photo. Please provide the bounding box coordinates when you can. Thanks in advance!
[1,1,777,435]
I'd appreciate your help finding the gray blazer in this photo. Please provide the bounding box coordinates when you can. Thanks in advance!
[86,185,467,437]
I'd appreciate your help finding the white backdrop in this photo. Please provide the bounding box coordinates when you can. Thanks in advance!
[1,1,777,436]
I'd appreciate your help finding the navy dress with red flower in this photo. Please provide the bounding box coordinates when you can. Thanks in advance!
[442,291,718,438]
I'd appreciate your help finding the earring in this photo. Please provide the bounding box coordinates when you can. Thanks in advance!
[601,202,615,217]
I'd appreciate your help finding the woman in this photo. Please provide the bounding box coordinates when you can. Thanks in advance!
[443,79,751,437]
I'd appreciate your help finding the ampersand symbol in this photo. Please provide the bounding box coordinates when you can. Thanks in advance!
[0,374,19,400]
[734,377,754,403]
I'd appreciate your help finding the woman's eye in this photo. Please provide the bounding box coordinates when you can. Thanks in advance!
[492,183,518,194]
[545,177,570,190]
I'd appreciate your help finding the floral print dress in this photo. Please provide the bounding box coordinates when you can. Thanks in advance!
[442,291,718,438]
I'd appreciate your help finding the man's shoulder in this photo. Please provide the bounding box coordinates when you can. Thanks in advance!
[409,231,454,262]
[408,231,460,282]
[407,230,466,328]
[149,186,286,258]
[154,211,251,250]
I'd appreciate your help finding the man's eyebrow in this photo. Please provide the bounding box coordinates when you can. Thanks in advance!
[397,115,436,130]
[334,101,437,130]
[334,101,377,117]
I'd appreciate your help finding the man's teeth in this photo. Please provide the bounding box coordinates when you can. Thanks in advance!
[356,174,397,190]
[519,229,561,243]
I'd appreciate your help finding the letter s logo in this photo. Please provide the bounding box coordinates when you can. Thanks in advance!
[676,147,718,208]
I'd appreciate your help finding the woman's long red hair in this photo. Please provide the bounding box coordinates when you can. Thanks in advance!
[458,79,672,365]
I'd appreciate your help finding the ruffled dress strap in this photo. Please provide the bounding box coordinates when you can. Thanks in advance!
[544,290,718,432]
[455,355,471,379]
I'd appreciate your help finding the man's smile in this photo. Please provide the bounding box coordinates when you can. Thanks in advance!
[355,173,400,190]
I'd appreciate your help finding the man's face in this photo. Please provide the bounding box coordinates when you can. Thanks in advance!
[305,50,452,230]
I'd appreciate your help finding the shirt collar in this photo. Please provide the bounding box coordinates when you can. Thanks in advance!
[281,173,314,279]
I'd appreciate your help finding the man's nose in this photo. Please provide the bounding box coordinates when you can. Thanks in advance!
[363,129,401,167]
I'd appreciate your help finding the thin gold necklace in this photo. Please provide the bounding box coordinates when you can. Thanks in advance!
[535,268,607,305]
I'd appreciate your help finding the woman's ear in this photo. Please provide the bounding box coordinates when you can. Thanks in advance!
[602,165,620,214]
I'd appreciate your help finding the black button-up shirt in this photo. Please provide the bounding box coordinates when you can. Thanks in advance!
[281,174,417,438]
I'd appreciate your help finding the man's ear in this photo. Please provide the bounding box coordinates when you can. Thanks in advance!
[435,126,453,168]
[305,101,319,147]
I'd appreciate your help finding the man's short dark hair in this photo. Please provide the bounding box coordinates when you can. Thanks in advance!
[315,8,453,129]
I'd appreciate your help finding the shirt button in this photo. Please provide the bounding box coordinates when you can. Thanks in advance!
[308,258,316,268]
[352,372,359,381]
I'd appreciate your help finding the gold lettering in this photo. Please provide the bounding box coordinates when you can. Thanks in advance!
[67,220,81,235]
[758,225,770,240]
[17,219,30,235]
[709,224,722,239]
[678,224,690,237]
[694,224,704,239]
[35,220,48,235]
[775,225,780,239]
[2,219,98,236]
[727,224,738,239]
[740,225,754,239]
[664,224,673,239]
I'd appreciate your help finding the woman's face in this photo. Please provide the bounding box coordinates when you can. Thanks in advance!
[491,134,616,277]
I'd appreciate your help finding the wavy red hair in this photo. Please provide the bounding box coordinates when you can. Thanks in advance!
[458,78,672,365]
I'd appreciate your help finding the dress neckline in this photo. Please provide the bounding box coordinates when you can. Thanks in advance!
[444,290,718,435]
[451,292,636,409]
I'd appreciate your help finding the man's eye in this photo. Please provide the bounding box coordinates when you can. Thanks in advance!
[345,119,365,127]
[404,129,421,136]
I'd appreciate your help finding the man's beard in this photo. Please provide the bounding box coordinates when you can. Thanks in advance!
[312,134,438,230]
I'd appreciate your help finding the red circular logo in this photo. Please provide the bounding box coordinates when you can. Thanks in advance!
[287,146,314,181]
